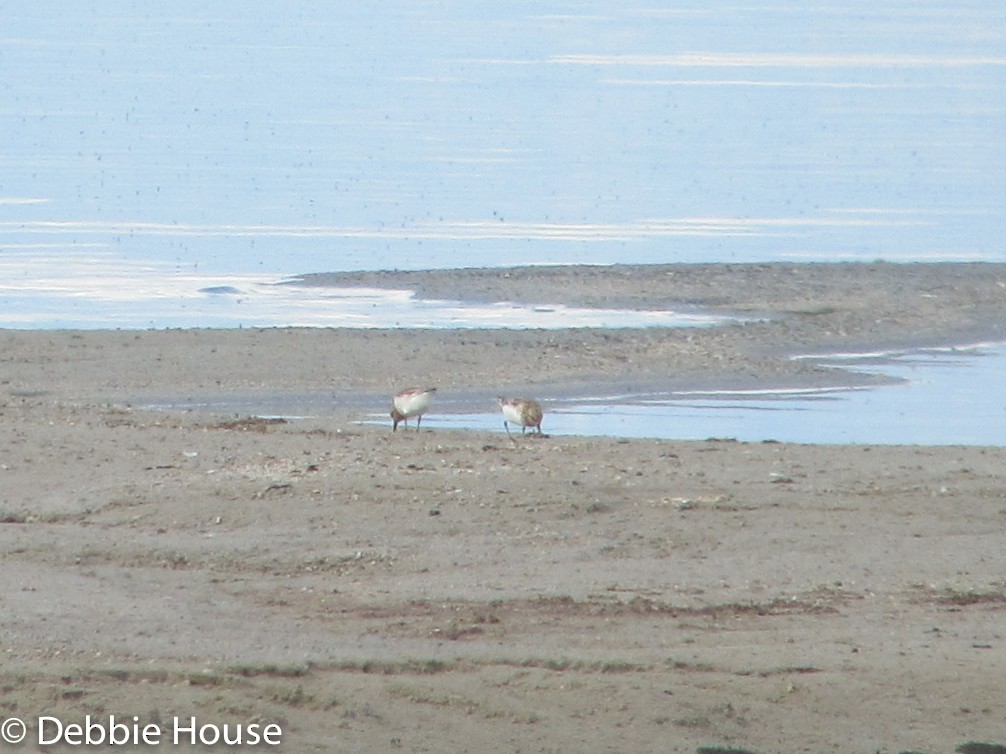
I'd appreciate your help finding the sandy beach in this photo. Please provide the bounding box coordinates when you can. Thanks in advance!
[2,263,1005,753]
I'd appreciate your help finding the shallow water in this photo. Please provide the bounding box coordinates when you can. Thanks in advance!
[150,343,1006,446]
[0,251,736,329]
[394,344,1006,446]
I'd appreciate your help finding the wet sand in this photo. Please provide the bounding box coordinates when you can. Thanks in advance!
[2,263,1005,753]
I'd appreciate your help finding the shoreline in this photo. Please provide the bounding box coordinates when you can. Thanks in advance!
[5,262,1006,412]
[3,262,1005,752]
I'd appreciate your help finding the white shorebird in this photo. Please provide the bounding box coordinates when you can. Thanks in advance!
[498,397,544,437]
[391,387,436,431]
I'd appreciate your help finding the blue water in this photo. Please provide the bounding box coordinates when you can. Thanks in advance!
[408,344,1006,446]
[3,3,1005,444]
[2,1,1003,293]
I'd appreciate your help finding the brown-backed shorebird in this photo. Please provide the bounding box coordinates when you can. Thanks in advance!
[498,396,544,437]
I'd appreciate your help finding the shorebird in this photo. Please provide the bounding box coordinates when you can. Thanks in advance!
[391,387,436,431]
[498,397,544,437]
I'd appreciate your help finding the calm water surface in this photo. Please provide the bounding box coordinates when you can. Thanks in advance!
[410,344,1006,445]
[4,2,1005,442]
[151,343,1006,446]
[2,1,1002,287]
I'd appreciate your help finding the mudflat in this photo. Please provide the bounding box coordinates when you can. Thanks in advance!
[1,263,1004,753]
